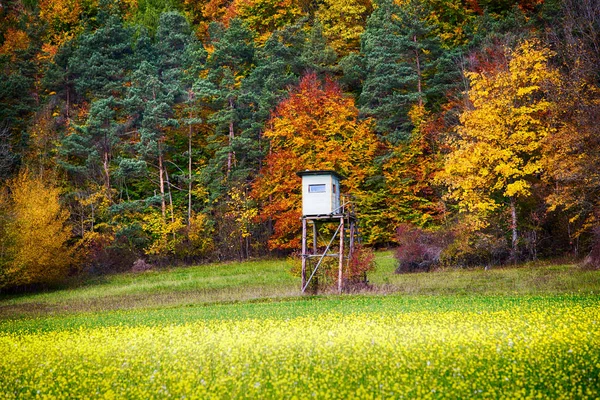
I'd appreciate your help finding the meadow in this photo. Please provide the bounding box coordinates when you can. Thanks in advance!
[1,254,599,398]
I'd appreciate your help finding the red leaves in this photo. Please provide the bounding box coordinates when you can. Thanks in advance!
[252,73,379,250]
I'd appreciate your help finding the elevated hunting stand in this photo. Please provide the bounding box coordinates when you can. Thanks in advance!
[297,170,358,294]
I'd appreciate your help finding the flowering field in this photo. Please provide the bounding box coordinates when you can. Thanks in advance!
[0,295,599,399]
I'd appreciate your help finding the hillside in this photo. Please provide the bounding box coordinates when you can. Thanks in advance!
[1,1,600,289]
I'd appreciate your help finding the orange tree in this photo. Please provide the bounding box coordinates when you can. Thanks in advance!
[252,73,380,250]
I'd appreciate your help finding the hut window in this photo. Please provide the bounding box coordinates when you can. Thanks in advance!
[308,184,326,193]
[333,184,337,194]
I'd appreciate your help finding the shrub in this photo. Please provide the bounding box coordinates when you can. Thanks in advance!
[173,213,215,262]
[77,231,139,275]
[131,258,153,273]
[583,226,600,270]
[289,243,376,293]
[440,219,510,267]
[395,224,448,273]
[346,245,376,283]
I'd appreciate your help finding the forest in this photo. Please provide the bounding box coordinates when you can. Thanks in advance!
[0,0,599,288]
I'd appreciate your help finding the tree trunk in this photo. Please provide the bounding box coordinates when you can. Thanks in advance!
[164,167,175,225]
[413,34,423,108]
[227,98,235,177]
[188,110,193,227]
[158,143,166,220]
[90,202,95,232]
[102,149,111,203]
[510,196,518,263]
[66,69,70,121]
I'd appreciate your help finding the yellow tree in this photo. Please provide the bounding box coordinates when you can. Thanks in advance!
[234,0,303,44]
[315,0,372,55]
[439,40,558,260]
[38,0,83,51]
[1,171,73,286]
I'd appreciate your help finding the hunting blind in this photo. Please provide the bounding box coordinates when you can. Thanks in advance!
[296,170,362,294]
[298,170,343,216]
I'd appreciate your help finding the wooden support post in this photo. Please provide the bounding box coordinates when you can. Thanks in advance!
[338,216,344,294]
[349,218,355,260]
[312,221,318,254]
[301,217,307,292]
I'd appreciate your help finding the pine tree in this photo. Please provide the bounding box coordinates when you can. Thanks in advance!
[300,21,338,78]
[127,61,178,219]
[155,11,195,83]
[194,19,255,198]
[69,14,135,99]
[238,23,306,173]
[61,97,121,202]
[358,0,448,143]
[125,12,195,220]
[179,33,208,225]
[0,15,41,181]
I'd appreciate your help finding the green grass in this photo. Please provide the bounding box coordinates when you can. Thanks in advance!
[0,258,298,318]
[1,252,599,319]
[371,253,600,295]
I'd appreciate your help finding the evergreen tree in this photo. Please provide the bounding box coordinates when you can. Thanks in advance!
[0,18,41,181]
[125,12,194,220]
[60,96,121,202]
[68,15,135,99]
[127,60,178,219]
[0,125,18,182]
[300,21,338,78]
[156,11,195,84]
[179,27,208,225]
[194,19,255,198]
[239,23,306,173]
[358,0,449,143]
[43,40,77,120]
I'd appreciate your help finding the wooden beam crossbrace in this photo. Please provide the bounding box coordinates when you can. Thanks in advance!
[301,221,343,293]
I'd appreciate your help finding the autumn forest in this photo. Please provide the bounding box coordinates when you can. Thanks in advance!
[0,0,599,288]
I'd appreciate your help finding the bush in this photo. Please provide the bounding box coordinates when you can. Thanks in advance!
[288,243,376,293]
[131,258,153,273]
[583,226,600,270]
[173,213,215,262]
[440,219,510,267]
[77,231,139,275]
[395,224,448,273]
[346,245,376,285]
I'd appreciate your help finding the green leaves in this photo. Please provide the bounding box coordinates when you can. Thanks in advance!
[358,0,451,144]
